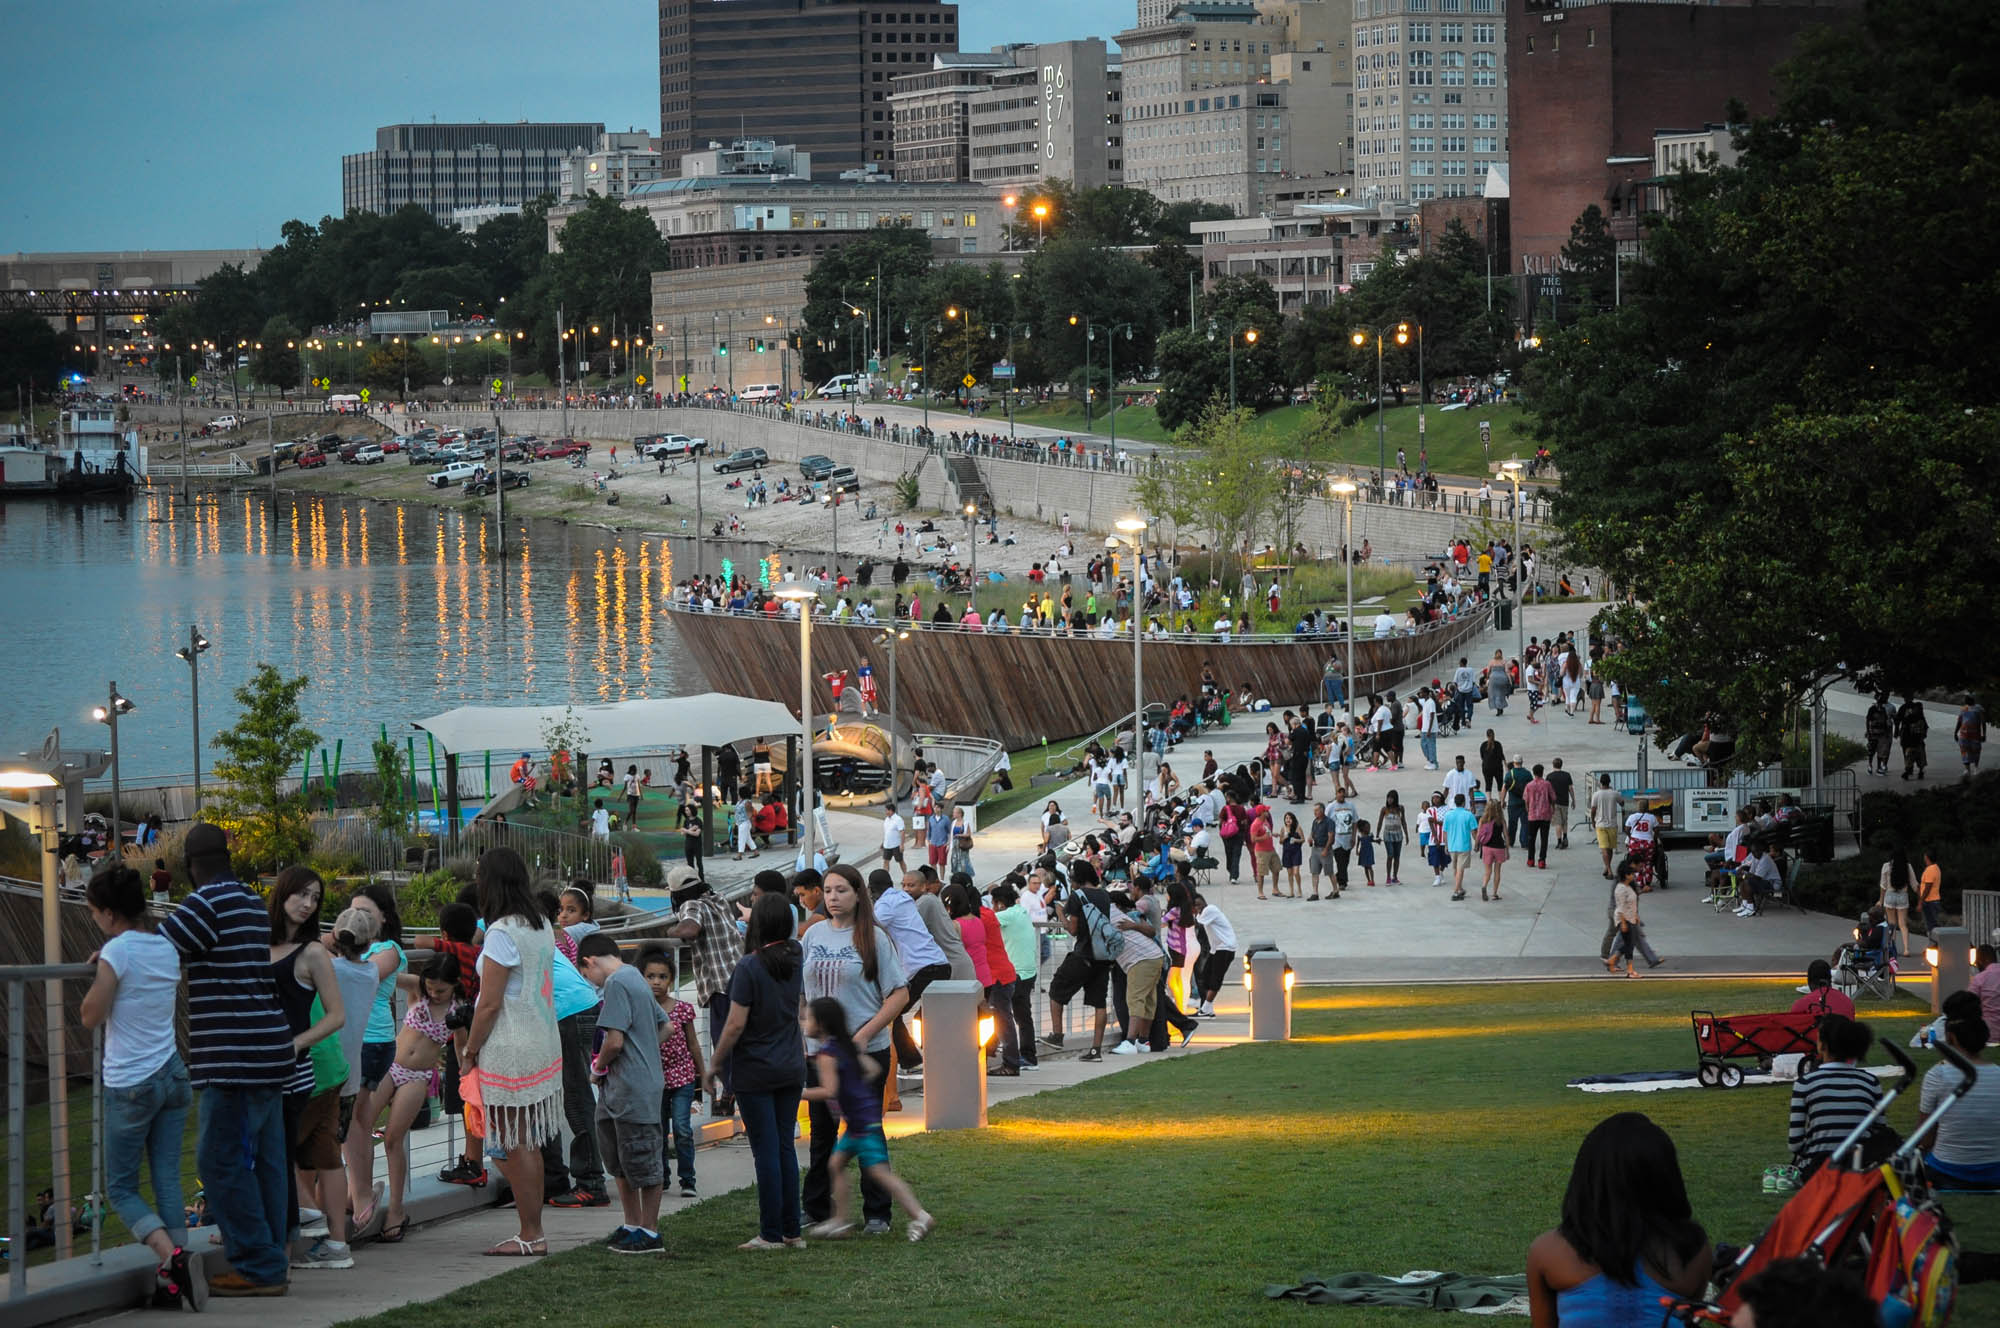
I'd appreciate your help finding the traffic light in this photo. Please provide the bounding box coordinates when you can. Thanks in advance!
[755,339,767,353]
[717,343,728,356]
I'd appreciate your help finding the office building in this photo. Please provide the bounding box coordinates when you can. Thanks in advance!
[889,41,1124,189]
[1117,2,1352,217]
[1507,0,1863,280]
[342,122,605,221]
[1352,1,1508,205]
[658,0,960,180]
[563,132,666,200]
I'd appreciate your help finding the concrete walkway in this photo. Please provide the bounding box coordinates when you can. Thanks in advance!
[961,601,1867,982]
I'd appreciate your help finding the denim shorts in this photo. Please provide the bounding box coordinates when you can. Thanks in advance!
[833,1121,890,1169]
[361,1040,394,1091]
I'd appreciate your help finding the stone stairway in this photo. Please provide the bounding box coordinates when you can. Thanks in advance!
[943,451,991,514]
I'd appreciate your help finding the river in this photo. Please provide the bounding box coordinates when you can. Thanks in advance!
[0,490,779,777]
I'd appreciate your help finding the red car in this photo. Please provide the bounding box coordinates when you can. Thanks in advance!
[380,439,403,453]
[295,450,328,469]
[533,438,587,460]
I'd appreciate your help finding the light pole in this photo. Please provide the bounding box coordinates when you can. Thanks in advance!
[1330,481,1357,713]
[1032,201,1049,248]
[1103,322,1135,457]
[988,322,1031,440]
[1350,322,1410,490]
[1002,194,1019,252]
[964,501,980,616]
[92,683,135,859]
[1116,518,1147,761]
[874,628,909,797]
[903,318,943,433]
[1206,319,1261,411]
[175,626,212,812]
[774,580,818,869]
[1068,315,1095,428]
[1500,458,1526,660]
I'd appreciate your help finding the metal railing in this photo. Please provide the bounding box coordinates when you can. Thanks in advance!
[911,734,1007,807]
[312,812,615,885]
[1962,890,1999,947]
[3,964,103,1296]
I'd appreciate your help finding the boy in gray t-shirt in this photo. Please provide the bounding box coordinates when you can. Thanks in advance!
[577,933,667,1253]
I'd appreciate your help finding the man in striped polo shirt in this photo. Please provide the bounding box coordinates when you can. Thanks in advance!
[1787,1014,1886,1175]
[158,823,296,1295]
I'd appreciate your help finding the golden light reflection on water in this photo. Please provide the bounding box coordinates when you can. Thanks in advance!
[518,530,534,690]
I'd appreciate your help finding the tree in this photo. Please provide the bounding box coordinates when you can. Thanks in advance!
[1014,237,1164,400]
[1592,404,1998,769]
[249,315,302,390]
[1176,401,1280,579]
[1557,205,1617,321]
[370,735,417,837]
[206,665,321,872]
[545,195,668,344]
[799,226,935,383]
[1155,276,1283,426]
[361,345,434,392]
[0,310,69,399]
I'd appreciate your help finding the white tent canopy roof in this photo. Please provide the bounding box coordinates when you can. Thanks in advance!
[413,695,801,758]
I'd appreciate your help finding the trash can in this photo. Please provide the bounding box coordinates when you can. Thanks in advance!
[1493,599,1513,631]
[1799,807,1836,863]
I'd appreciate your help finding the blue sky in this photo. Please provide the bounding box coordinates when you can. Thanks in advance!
[0,0,1135,254]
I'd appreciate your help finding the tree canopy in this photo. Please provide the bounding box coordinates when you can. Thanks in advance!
[1527,0,2000,766]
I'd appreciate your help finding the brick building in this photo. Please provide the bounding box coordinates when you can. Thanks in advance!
[1506,0,1863,280]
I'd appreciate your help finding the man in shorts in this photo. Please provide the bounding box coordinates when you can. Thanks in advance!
[1051,877,1120,1062]
[576,934,666,1255]
[1444,794,1478,901]
[1588,774,1624,879]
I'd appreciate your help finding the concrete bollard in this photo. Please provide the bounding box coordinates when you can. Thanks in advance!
[1927,926,1971,1016]
[921,979,987,1130]
[1247,949,1293,1041]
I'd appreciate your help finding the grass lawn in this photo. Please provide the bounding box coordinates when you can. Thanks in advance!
[923,399,1540,479]
[331,979,1996,1328]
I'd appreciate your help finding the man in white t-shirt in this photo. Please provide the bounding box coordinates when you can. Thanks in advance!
[1625,808,1658,847]
[1443,755,1479,813]
[1417,690,1440,769]
[881,804,907,871]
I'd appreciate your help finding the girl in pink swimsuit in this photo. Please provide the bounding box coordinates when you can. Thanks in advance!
[379,954,465,1242]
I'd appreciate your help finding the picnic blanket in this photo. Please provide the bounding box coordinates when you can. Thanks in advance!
[1264,1271,1529,1315]
[1568,1063,1902,1093]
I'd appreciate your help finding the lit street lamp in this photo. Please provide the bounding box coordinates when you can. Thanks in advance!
[1032,201,1050,248]
[964,502,980,616]
[1206,319,1261,411]
[1329,482,1357,714]
[1500,459,1526,661]
[1116,518,1148,761]
[873,628,910,795]
[774,580,819,870]
[92,683,136,859]
[175,626,213,812]
[1351,322,1410,490]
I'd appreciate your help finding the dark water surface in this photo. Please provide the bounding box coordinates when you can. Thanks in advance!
[0,491,774,776]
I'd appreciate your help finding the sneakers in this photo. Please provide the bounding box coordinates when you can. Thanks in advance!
[208,1272,288,1298]
[679,1184,699,1199]
[1197,1002,1215,1017]
[1762,1164,1802,1194]
[1109,1040,1141,1055]
[610,1229,664,1256]
[1179,1025,1197,1048]
[547,1187,611,1208]
[907,1212,936,1242]
[169,1246,206,1311]
[438,1158,487,1188]
[1039,1033,1066,1049]
[1019,1061,1041,1071]
[298,1206,329,1239]
[807,1219,854,1239]
[863,1219,893,1236]
[1078,1047,1103,1062]
[292,1239,354,1270]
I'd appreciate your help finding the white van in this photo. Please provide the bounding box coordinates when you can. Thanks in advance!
[738,383,783,402]
[327,394,363,413]
[815,374,865,399]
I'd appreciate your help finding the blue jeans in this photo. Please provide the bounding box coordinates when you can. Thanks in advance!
[1420,732,1438,766]
[1322,674,1345,707]
[660,1083,697,1189]
[986,980,1020,1070]
[736,1086,802,1242]
[104,1054,192,1247]
[195,1084,290,1285]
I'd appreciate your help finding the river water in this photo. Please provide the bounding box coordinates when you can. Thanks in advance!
[0,491,777,777]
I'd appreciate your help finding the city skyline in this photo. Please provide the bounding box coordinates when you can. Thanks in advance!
[0,0,1134,254]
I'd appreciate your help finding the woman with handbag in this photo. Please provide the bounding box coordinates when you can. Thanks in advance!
[1477,801,1510,902]
[1217,792,1247,884]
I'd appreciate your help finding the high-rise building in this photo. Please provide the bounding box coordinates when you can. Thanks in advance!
[889,42,1124,189]
[1118,1,1352,217]
[1351,0,1508,205]
[1506,0,1863,279]
[342,123,606,221]
[658,0,960,180]
[563,132,666,200]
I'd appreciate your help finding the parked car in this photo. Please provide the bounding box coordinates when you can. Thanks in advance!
[427,462,480,488]
[644,434,708,460]
[824,465,859,493]
[209,416,241,432]
[352,445,385,464]
[380,438,404,453]
[407,447,441,466]
[294,449,328,469]
[799,454,836,480]
[337,442,365,462]
[464,469,530,496]
[713,447,768,474]
[534,438,586,460]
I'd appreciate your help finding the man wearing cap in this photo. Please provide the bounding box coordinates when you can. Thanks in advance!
[658,864,743,1113]
[157,824,295,1295]
[1417,686,1440,770]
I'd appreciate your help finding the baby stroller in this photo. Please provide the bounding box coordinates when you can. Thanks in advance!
[1667,1040,1979,1328]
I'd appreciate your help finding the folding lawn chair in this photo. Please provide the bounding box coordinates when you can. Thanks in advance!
[1833,931,1899,1001]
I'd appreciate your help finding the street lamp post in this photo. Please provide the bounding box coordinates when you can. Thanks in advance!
[1330,482,1357,713]
[988,322,1031,441]
[92,683,135,859]
[1032,201,1049,248]
[1104,322,1134,458]
[1116,518,1148,762]
[1069,315,1095,428]
[904,319,942,434]
[964,502,980,616]
[1350,322,1411,491]
[874,628,910,799]
[774,581,818,869]
[175,626,213,812]
[1206,319,1261,411]
[1500,459,1526,661]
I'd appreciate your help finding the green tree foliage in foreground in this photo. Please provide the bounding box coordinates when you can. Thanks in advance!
[206,665,321,872]
[1528,0,2000,766]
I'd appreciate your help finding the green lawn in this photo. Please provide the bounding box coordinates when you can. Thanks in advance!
[331,979,1996,1328]
[926,399,1539,480]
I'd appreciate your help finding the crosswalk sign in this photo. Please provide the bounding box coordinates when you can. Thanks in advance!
[360,388,371,402]
[491,378,503,392]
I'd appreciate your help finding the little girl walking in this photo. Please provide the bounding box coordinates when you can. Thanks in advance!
[379,954,469,1242]
[801,999,934,1242]
[1355,820,1377,887]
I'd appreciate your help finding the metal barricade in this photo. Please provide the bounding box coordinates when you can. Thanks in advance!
[1963,890,2000,947]
[3,963,105,1297]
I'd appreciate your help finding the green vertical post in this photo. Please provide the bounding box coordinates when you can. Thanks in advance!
[427,736,442,822]
[483,750,492,801]
[406,736,420,811]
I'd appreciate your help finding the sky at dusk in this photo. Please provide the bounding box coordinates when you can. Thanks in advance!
[0,0,1136,254]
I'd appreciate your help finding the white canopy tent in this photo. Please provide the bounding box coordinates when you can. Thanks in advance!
[413,695,802,757]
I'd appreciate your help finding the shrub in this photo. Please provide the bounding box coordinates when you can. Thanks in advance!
[443,854,479,883]
[614,830,663,887]
[1790,773,2000,925]
[895,472,921,510]
[396,869,462,929]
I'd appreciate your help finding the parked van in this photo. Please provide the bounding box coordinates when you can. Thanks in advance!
[327,394,363,413]
[815,374,865,399]
[738,383,783,402]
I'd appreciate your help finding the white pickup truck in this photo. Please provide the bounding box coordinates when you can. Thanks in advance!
[645,433,708,460]
[427,461,479,488]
